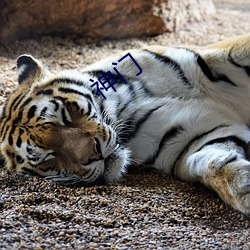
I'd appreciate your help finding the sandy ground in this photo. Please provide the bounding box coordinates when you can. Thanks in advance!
[0,0,250,249]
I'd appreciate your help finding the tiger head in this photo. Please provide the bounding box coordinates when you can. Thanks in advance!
[0,55,130,185]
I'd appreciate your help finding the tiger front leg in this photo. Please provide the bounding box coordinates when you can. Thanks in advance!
[176,145,250,214]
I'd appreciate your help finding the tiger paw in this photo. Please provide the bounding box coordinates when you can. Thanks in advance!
[207,157,250,214]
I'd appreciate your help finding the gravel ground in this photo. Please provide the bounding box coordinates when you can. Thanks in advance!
[0,0,250,249]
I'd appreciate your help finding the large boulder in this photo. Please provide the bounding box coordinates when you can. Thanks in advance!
[0,0,215,44]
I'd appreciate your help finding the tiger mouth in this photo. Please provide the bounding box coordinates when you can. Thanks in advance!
[82,138,103,166]
[95,136,121,163]
[84,139,120,166]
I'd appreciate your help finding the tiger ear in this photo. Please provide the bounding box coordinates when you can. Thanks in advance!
[17,54,44,86]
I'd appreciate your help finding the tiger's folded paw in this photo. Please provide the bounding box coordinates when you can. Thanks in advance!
[207,157,250,214]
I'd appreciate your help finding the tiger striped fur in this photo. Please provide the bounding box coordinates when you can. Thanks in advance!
[1,33,250,214]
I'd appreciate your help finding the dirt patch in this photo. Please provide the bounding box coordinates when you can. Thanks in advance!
[0,0,250,249]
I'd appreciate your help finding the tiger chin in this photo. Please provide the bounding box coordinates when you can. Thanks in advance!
[1,33,250,215]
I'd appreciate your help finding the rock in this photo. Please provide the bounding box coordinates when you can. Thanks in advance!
[0,0,215,44]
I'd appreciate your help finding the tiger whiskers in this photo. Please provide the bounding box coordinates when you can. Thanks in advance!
[45,174,81,184]
[101,111,134,142]
[101,109,112,125]
[101,109,134,133]
[45,174,91,186]
[129,158,145,168]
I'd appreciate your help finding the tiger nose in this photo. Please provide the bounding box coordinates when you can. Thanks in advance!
[89,138,103,161]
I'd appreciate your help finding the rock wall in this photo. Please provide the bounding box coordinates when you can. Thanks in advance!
[0,0,215,44]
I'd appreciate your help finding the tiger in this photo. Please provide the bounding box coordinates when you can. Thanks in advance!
[1,33,250,214]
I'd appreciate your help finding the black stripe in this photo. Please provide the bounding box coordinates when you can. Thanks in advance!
[8,114,22,145]
[35,108,48,122]
[58,87,95,105]
[8,114,20,145]
[12,94,26,111]
[27,105,37,119]
[89,70,106,81]
[143,50,191,86]
[196,135,247,153]
[20,97,33,110]
[224,155,237,165]
[89,70,128,85]
[16,128,24,148]
[0,94,26,134]
[1,93,29,138]
[171,124,230,175]
[139,82,155,98]
[0,115,8,138]
[49,78,85,87]
[50,100,60,111]
[19,128,24,136]
[90,113,97,119]
[85,102,92,116]
[116,83,137,119]
[99,100,105,118]
[1,125,9,143]
[117,100,130,119]
[16,155,24,164]
[36,89,54,96]
[0,105,11,135]
[40,107,48,117]
[13,117,19,126]
[113,80,155,123]
[61,108,71,125]
[128,81,137,99]
[26,145,33,154]
[183,48,237,87]
[145,126,183,165]
[58,87,84,95]
[16,136,22,148]
[196,55,217,81]
[228,51,250,77]
[197,55,237,86]
[125,105,163,142]
[27,155,40,162]
[8,132,13,145]
[6,150,12,157]
[16,110,23,125]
